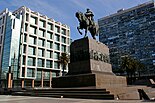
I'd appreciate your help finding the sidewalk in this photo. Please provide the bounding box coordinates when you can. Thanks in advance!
[0,95,153,103]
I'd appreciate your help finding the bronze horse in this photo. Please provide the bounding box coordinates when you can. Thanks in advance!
[75,12,98,39]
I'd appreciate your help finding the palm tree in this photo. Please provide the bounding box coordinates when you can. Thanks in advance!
[120,55,137,84]
[121,55,146,84]
[59,52,69,76]
[120,55,131,77]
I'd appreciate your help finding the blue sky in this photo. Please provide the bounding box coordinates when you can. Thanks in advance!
[0,0,150,40]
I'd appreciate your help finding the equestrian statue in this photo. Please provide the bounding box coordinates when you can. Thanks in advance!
[75,8,99,40]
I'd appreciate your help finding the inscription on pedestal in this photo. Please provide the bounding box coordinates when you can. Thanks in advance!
[71,49,110,63]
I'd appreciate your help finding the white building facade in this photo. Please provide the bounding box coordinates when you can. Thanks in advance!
[0,6,70,88]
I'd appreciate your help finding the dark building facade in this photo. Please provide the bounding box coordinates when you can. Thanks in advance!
[98,1,155,74]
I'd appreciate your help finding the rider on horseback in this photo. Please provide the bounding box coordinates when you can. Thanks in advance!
[85,8,94,26]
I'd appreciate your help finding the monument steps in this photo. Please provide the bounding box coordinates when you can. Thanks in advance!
[12,88,114,100]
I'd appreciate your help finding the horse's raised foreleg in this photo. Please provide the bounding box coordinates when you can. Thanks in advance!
[77,26,82,35]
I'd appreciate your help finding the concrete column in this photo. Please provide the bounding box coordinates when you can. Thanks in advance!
[21,79,24,88]
[7,73,12,88]
[32,79,34,88]
[41,70,44,88]
[49,71,52,87]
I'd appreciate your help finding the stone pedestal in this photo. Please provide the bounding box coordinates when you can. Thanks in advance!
[52,37,126,88]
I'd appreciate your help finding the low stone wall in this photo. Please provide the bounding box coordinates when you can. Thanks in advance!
[95,73,127,88]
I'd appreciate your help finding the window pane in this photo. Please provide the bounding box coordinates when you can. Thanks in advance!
[54,52,59,59]
[27,57,36,66]
[25,23,28,32]
[23,44,27,53]
[61,45,66,52]
[38,39,45,47]
[46,60,53,68]
[29,36,36,45]
[27,68,35,77]
[38,29,45,37]
[28,46,36,55]
[54,61,59,69]
[46,41,53,49]
[47,23,53,30]
[55,26,60,33]
[29,26,36,34]
[54,43,60,50]
[24,33,27,42]
[38,59,44,67]
[39,20,45,27]
[47,32,53,39]
[61,37,66,43]
[54,34,60,41]
[61,28,66,35]
[46,50,53,58]
[44,71,50,80]
[38,48,44,57]
[36,70,41,79]
[30,16,37,24]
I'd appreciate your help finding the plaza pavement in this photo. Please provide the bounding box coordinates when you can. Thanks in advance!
[0,95,154,103]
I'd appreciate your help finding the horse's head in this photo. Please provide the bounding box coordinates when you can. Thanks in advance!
[75,12,83,21]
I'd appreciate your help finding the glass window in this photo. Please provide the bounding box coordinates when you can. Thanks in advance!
[46,41,53,49]
[52,72,56,77]
[47,23,53,30]
[47,32,53,39]
[46,50,53,58]
[46,60,53,68]
[30,16,37,24]
[54,34,60,41]
[36,70,41,79]
[61,37,66,43]
[55,26,60,33]
[25,23,28,32]
[54,43,60,50]
[61,45,66,52]
[27,68,35,77]
[39,20,45,27]
[27,57,36,66]
[29,26,37,34]
[29,36,36,45]
[61,28,66,35]
[22,67,25,77]
[54,52,59,59]
[38,39,45,47]
[44,71,50,80]
[38,48,44,57]
[26,13,29,21]
[38,29,45,37]
[24,33,27,42]
[23,44,27,53]
[54,61,60,69]
[28,46,36,55]
[22,56,26,65]
[38,58,44,67]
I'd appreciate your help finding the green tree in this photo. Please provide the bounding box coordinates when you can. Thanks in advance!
[59,52,69,76]
[120,55,132,77]
[120,55,145,84]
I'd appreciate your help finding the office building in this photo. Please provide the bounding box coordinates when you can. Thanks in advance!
[98,1,155,74]
[0,6,70,88]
